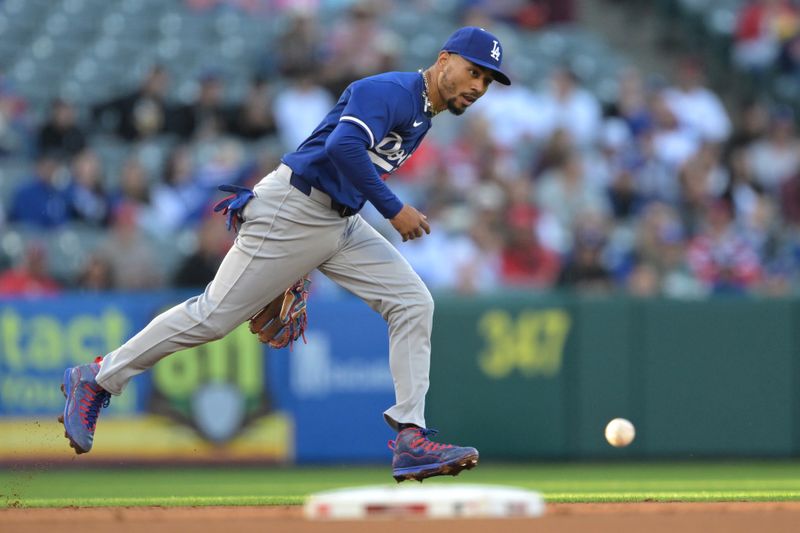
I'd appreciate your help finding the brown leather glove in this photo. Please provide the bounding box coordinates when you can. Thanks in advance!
[249,276,311,349]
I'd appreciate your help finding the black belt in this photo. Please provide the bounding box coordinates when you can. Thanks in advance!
[289,173,356,217]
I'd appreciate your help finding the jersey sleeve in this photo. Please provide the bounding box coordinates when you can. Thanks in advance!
[339,79,415,149]
[325,122,404,219]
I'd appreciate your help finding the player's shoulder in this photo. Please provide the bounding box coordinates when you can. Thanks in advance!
[350,71,418,97]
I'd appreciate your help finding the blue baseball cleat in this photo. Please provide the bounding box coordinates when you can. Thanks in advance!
[58,359,111,454]
[389,427,479,482]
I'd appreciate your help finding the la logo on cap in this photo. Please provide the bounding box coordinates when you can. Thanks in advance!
[490,40,500,62]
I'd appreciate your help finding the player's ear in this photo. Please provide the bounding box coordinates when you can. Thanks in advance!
[436,51,450,67]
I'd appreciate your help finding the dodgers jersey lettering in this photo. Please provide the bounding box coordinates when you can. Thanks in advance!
[282,71,431,214]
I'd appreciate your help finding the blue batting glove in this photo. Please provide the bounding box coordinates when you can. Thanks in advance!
[213,184,254,232]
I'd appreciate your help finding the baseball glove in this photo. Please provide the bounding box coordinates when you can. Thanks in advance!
[249,276,311,349]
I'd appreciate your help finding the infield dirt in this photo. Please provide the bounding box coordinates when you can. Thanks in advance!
[3,502,800,533]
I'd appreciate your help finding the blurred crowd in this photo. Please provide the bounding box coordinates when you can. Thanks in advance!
[733,0,800,78]
[391,53,800,298]
[1,0,799,299]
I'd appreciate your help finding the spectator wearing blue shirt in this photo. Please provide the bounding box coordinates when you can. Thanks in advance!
[9,154,71,228]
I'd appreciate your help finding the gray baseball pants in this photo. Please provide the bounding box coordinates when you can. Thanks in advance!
[95,164,432,430]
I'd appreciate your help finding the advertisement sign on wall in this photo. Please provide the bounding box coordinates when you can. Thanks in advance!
[0,291,396,464]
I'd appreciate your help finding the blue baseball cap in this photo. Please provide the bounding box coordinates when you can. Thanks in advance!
[441,26,510,85]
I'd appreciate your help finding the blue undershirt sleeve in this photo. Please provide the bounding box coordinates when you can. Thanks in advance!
[325,121,404,219]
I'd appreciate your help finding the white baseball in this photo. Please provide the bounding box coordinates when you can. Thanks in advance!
[605,418,635,447]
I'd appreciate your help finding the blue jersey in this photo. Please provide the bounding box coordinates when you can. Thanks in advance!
[282,71,432,217]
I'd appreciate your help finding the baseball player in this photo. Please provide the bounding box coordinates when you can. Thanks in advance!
[59,27,510,482]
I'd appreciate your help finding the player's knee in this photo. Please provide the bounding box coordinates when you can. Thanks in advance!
[377,279,433,322]
[205,325,228,342]
[182,318,227,343]
[415,286,434,316]
[184,296,235,341]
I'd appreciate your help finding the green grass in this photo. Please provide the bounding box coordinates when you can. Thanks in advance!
[3,461,800,508]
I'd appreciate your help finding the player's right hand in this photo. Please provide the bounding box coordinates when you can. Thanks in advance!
[390,205,431,242]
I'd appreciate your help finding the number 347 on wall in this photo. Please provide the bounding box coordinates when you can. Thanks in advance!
[477,309,571,379]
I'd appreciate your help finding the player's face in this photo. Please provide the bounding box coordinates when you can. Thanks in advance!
[439,53,494,115]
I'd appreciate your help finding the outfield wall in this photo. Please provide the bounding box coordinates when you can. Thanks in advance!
[1,291,798,463]
[429,293,799,459]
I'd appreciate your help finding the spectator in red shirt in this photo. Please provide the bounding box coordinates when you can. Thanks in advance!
[0,243,61,296]
[500,202,561,287]
[687,200,762,293]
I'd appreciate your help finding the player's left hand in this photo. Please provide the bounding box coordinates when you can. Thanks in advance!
[213,184,255,232]
[390,204,431,242]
